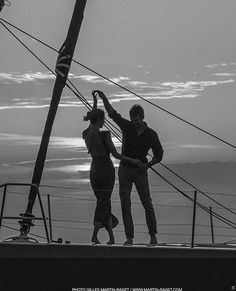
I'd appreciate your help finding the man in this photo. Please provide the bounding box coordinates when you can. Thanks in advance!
[95,90,164,245]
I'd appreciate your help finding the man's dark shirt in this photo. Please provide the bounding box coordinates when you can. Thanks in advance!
[109,110,163,165]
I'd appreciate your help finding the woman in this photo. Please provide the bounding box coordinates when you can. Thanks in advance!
[82,91,141,245]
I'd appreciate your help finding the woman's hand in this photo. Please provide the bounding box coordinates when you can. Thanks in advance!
[91,91,98,109]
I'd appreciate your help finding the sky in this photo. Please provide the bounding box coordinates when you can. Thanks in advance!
[0,0,236,244]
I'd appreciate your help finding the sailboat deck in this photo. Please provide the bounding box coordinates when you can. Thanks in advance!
[1,241,236,258]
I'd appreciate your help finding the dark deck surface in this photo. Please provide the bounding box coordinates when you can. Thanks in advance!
[1,241,236,258]
[1,242,236,290]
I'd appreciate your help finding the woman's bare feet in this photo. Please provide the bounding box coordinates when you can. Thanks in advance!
[91,237,101,244]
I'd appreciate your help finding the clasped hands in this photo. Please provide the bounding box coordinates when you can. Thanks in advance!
[92,90,106,100]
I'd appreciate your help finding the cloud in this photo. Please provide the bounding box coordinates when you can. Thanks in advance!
[106,79,234,103]
[0,71,131,86]
[179,144,221,149]
[0,63,235,110]
[0,133,87,148]
[213,73,236,76]
[0,104,50,110]
[206,64,218,69]
[78,75,101,83]
[206,62,236,77]
[0,75,234,110]
[0,133,120,150]
[0,72,55,84]
[76,75,130,84]
[2,157,90,168]
[48,161,120,173]
[163,141,222,150]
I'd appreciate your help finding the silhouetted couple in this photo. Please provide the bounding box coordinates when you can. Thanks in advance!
[82,91,163,245]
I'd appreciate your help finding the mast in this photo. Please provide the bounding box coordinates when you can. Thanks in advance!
[0,0,5,12]
[20,0,88,235]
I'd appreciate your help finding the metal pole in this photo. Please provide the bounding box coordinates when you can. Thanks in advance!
[0,185,7,231]
[209,206,215,244]
[37,190,50,243]
[191,190,197,248]
[20,0,88,235]
[47,194,53,242]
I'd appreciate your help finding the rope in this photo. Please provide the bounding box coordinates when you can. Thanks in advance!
[1,17,236,150]
[5,189,236,212]
[160,162,236,217]
[5,222,236,239]
[93,111,236,218]
[1,19,236,233]
[4,186,236,197]
[0,20,120,141]
[150,167,236,229]
[103,116,236,219]
[2,18,236,219]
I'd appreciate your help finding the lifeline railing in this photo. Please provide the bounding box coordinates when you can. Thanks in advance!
[0,183,50,243]
[0,184,234,247]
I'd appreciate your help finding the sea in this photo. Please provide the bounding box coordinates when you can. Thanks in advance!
[1,138,236,245]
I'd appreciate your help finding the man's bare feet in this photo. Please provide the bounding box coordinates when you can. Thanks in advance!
[124,238,133,245]
[107,239,115,245]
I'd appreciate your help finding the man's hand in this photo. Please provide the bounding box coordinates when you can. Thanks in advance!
[93,90,107,100]
[93,90,114,116]
[137,162,150,171]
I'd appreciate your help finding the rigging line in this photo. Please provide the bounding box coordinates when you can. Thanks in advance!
[64,82,236,219]
[0,20,91,111]
[5,222,236,238]
[38,184,236,197]
[8,220,206,228]
[42,218,236,230]
[69,85,122,139]
[151,166,236,230]
[71,65,236,150]
[2,21,236,231]
[71,85,122,140]
[68,86,236,219]
[85,105,236,218]
[1,18,236,150]
[160,162,236,217]
[69,81,236,220]
[0,18,122,137]
[6,189,236,211]
[5,188,236,211]
[68,79,123,137]
[4,17,230,215]
[79,92,236,225]
[0,20,120,141]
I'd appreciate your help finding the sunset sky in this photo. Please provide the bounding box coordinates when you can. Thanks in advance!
[0,0,236,244]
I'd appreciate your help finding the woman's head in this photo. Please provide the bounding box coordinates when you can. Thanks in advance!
[83,109,105,128]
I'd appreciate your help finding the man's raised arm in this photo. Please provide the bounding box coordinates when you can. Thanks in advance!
[94,90,129,130]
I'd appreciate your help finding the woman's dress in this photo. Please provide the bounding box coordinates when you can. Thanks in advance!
[86,131,118,228]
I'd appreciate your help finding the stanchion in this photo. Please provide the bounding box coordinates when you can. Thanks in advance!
[191,190,197,248]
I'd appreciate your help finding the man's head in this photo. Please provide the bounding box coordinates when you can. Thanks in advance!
[129,104,145,129]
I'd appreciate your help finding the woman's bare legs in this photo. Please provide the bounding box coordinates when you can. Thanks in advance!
[91,222,102,244]
[105,216,115,245]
